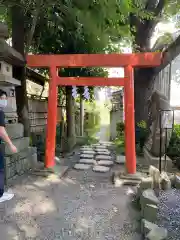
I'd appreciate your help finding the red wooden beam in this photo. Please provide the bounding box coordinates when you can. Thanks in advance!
[56,77,125,86]
[27,53,162,68]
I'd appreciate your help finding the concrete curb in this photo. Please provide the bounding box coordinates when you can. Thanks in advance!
[30,165,69,178]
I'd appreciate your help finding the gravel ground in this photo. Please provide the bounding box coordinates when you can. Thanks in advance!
[0,167,141,240]
[157,188,180,240]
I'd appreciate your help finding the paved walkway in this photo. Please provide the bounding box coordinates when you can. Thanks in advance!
[0,166,141,240]
[96,124,110,142]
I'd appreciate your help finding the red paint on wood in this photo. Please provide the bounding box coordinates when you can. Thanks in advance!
[45,66,57,168]
[124,66,136,174]
[56,77,125,86]
[27,53,161,68]
[26,52,162,174]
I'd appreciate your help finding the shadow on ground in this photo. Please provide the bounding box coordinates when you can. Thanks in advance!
[0,166,141,240]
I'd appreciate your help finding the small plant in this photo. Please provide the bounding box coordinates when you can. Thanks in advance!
[137,120,147,129]
[116,122,125,137]
[167,124,180,168]
[136,120,148,154]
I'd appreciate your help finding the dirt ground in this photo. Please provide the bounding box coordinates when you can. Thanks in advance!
[0,167,141,240]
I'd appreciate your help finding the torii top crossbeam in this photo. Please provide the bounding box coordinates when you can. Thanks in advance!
[27,53,161,68]
[26,52,162,174]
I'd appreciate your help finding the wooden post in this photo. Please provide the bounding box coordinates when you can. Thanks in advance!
[45,66,57,168]
[124,65,136,174]
[80,94,84,136]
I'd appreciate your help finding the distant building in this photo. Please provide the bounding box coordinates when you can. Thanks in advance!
[110,89,124,140]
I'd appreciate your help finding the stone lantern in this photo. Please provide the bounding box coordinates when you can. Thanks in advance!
[0,22,37,184]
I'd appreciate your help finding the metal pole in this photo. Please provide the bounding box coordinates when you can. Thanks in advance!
[159,110,162,173]
[164,127,167,171]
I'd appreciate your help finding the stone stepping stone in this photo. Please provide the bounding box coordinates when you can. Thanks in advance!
[79,159,96,165]
[81,150,95,155]
[93,165,110,173]
[98,160,113,166]
[80,147,93,151]
[95,145,107,149]
[92,144,100,147]
[95,148,109,152]
[96,151,110,156]
[99,141,112,145]
[96,155,112,160]
[115,155,126,164]
[80,154,94,159]
[74,163,91,170]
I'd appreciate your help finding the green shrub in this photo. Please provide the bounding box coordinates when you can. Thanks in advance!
[116,122,125,137]
[167,124,180,160]
[136,120,148,154]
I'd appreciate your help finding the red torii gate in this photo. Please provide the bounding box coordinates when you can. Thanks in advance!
[27,53,162,174]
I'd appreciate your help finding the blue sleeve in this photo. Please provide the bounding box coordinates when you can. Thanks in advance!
[0,111,5,127]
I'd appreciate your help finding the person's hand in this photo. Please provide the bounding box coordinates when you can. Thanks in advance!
[9,143,18,153]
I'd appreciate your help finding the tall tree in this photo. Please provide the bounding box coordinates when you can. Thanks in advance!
[130,0,180,123]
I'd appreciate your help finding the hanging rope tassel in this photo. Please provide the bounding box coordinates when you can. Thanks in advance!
[72,86,77,98]
[83,86,90,100]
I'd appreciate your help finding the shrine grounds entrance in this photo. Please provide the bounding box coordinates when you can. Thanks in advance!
[27,53,161,174]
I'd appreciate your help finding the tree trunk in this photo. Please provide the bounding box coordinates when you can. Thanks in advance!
[66,86,76,151]
[134,69,155,124]
[11,5,30,137]
[80,93,84,136]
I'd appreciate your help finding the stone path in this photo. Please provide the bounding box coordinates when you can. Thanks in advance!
[74,142,114,173]
[0,164,141,240]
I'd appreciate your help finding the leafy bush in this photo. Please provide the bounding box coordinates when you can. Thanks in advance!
[167,124,180,161]
[136,120,148,154]
[116,122,125,136]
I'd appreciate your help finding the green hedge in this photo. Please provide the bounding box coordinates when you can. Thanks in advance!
[167,124,180,160]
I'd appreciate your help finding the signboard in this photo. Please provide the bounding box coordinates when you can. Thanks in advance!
[161,110,173,129]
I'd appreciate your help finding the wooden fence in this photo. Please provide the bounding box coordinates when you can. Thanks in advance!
[28,95,61,133]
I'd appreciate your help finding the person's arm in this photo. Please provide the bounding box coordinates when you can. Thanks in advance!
[0,126,13,146]
[0,111,17,153]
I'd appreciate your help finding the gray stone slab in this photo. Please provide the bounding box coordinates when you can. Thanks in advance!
[80,147,93,151]
[99,141,112,146]
[74,164,91,170]
[96,155,112,160]
[146,227,168,240]
[81,150,95,155]
[79,159,96,165]
[95,150,110,155]
[6,123,24,139]
[93,165,110,173]
[5,137,30,155]
[140,177,153,188]
[115,155,126,164]
[81,145,91,148]
[175,175,180,189]
[122,179,141,186]
[142,204,158,223]
[95,145,107,149]
[160,172,171,190]
[80,154,94,159]
[98,160,113,166]
[140,189,159,211]
[141,219,158,236]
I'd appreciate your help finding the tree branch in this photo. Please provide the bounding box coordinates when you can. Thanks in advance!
[25,0,43,53]
[132,0,166,51]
